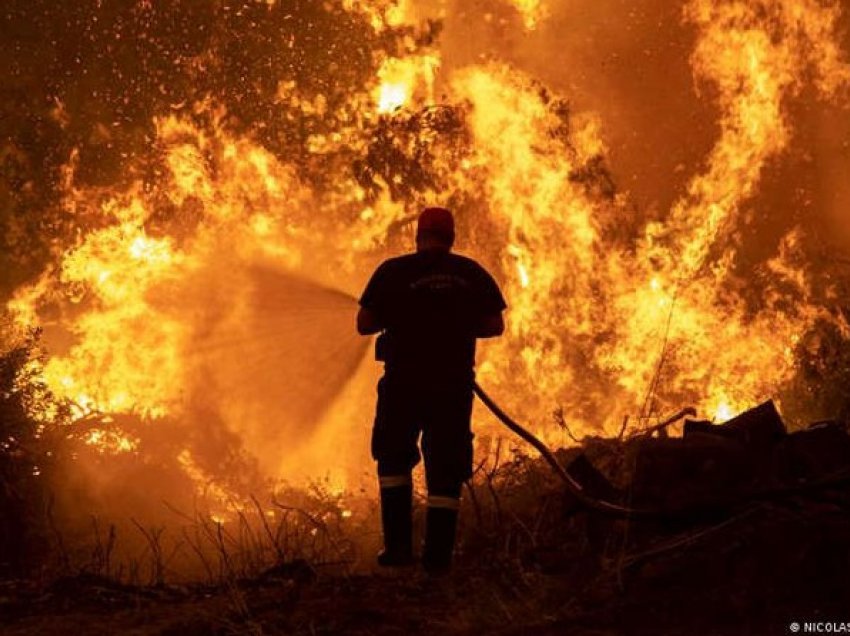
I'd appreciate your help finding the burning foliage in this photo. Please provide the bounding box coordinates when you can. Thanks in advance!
[1,0,850,594]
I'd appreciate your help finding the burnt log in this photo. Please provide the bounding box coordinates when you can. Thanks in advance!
[682,419,741,442]
[684,401,787,448]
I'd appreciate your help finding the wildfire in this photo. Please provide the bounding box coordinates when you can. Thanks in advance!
[3,0,850,497]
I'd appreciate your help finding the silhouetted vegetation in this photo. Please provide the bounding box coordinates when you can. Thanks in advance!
[0,331,61,575]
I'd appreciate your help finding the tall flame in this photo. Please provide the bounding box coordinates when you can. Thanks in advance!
[4,0,850,494]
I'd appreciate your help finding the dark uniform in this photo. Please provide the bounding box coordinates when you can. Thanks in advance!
[360,249,506,570]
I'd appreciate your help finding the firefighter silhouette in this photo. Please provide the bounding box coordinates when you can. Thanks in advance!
[357,207,506,573]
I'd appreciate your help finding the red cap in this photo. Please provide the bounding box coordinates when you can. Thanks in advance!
[417,207,454,237]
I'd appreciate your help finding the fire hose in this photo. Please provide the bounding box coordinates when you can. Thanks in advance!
[473,381,656,517]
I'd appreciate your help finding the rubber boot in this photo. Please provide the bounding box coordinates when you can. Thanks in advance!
[377,482,414,567]
[422,505,459,575]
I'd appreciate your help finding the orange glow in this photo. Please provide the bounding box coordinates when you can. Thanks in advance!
[375,54,439,113]
[507,0,548,29]
[4,0,850,497]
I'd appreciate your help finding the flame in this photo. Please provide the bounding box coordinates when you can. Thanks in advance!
[34,195,186,419]
[375,54,440,113]
[84,428,139,454]
[343,0,416,31]
[711,400,735,424]
[649,0,850,283]
[507,0,548,29]
[4,0,850,496]
[449,63,606,426]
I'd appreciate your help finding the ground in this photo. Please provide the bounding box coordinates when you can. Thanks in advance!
[3,500,848,635]
[3,431,850,635]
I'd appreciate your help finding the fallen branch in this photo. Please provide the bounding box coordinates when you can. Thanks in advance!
[631,407,697,439]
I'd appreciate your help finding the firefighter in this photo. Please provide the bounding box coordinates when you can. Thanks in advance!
[357,207,506,573]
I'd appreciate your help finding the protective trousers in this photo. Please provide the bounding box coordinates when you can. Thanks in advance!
[372,374,474,570]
